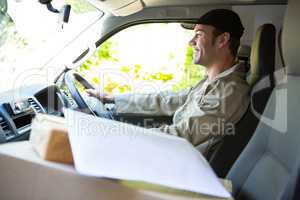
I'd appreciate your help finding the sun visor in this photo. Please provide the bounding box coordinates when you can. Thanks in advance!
[88,0,144,16]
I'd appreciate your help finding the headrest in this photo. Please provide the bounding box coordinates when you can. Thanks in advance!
[238,45,251,61]
[282,0,300,75]
[247,24,276,86]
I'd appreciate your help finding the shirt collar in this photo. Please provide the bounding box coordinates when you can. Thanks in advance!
[205,63,241,83]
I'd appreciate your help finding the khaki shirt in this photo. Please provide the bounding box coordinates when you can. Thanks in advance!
[115,63,250,146]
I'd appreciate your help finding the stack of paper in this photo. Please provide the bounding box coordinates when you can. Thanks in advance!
[64,109,231,199]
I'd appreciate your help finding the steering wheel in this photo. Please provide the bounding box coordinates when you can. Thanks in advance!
[64,70,106,116]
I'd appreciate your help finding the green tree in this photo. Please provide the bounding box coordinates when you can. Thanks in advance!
[172,45,205,91]
[78,24,205,94]
[80,40,118,72]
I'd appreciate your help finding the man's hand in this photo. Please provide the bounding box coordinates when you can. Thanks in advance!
[85,89,115,103]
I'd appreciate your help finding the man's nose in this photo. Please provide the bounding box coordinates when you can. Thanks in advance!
[189,37,196,46]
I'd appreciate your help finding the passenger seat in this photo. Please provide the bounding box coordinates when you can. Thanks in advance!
[227,0,300,199]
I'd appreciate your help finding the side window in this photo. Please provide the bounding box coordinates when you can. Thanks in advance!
[78,23,205,94]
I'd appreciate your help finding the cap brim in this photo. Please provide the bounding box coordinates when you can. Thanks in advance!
[180,23,196,30]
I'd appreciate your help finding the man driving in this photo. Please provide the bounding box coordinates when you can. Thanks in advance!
[86,9,250,152]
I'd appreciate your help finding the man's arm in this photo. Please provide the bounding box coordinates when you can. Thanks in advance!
[114,89,191,116]
[86,89,191,116]
[154,80,250,146]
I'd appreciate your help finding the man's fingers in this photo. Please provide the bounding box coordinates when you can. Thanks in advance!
[84,89,110,103]
[85,89,92,95]
[85,89,97,97]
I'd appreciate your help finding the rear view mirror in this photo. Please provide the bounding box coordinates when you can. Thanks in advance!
[59,4,71,24]
[38,0,71,28]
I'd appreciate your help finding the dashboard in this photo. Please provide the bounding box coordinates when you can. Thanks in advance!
[0,82,172,144]
[0,84,76,143]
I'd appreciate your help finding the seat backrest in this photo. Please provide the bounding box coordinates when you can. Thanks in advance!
[227,0,300,199]
[207,23,276,178]
[247,24,276,87]
[280,159,300,200]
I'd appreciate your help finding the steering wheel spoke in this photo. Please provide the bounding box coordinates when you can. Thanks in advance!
[64,71,106,116]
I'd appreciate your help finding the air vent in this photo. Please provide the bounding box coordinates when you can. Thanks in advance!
[28,98,43,113]
[63,91,76,107]
[0,114,10,132]
[66,95,76,107]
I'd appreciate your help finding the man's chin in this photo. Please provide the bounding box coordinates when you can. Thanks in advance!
[193,57,200,65]
[193,59,207,67]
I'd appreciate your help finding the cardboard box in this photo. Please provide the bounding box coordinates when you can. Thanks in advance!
[0,141,233,200]
[29,114,73,164]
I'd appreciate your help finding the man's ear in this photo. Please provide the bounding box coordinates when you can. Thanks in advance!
[217,32,230,49]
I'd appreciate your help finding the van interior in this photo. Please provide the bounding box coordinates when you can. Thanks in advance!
[0,0,299,199]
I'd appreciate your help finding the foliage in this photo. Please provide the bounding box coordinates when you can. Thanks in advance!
[80,41,118,72]
[66,0,96,13]
[78,24,205,94]
[0,20,28,63]
[172,45,205,91]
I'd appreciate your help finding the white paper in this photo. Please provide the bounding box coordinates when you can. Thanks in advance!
[65,109,231,198]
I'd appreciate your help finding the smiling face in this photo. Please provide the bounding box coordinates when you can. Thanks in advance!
[189,24,219,67]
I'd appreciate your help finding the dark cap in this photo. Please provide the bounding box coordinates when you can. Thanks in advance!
[183,9,244,39]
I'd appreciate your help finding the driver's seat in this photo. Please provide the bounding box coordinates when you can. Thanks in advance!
[207,23,276,177]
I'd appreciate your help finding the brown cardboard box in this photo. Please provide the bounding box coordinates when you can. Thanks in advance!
[29,114,73,164]
[0,142,233,200]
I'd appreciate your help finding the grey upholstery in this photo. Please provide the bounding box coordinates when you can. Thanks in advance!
[208,24,276,178]
[281,159,300,200]
[227,0,300,199]
[282,0,300,76]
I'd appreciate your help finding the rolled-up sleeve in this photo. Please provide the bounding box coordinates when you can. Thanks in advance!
[114,89,191,116]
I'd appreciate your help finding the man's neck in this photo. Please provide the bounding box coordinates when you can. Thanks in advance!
[206,58,236,81]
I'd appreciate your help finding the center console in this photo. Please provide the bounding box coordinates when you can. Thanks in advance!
[0,97,44,143]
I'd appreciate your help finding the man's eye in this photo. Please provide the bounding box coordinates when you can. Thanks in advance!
[195,32,204,37]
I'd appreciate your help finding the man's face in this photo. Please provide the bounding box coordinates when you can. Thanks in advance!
[189,24,218,67]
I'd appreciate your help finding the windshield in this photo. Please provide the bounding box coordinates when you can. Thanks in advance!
[0,0,103,92]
